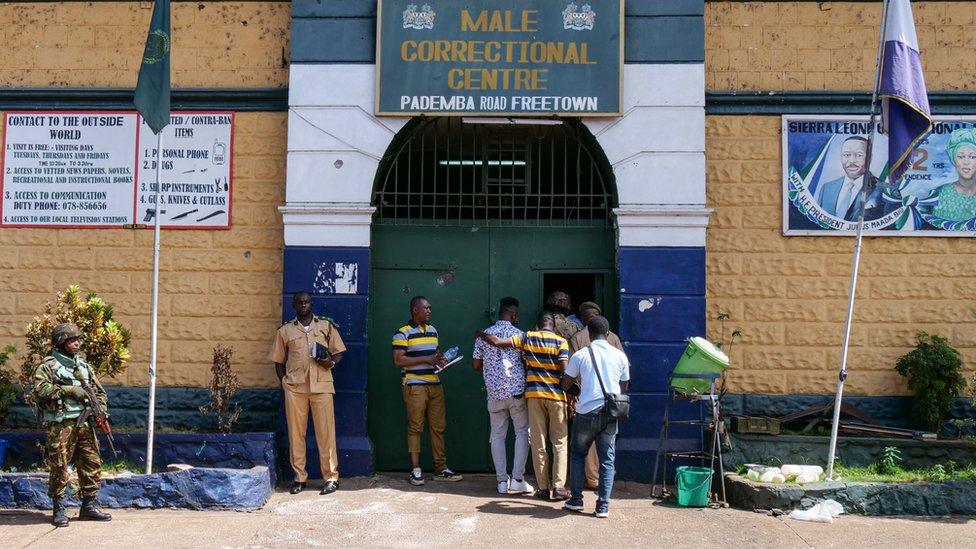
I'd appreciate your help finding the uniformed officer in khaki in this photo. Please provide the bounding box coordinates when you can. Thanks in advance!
[270,292,346,495]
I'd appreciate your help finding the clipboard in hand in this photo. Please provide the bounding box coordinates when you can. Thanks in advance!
[435,355,464,373]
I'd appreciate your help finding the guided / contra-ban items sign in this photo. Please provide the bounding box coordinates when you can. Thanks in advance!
[1,110,233,229]
[136,112,233,228]
[376,0,623,116]
[1,112,138,227]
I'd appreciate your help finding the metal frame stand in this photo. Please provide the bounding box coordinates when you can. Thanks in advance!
[651,373,727,506]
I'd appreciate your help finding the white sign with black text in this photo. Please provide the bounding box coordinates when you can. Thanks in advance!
[2,112,137,227]
[0,110,234,229]
[136,113,233,228]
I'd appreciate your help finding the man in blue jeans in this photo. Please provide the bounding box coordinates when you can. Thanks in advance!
[560,315,630,518]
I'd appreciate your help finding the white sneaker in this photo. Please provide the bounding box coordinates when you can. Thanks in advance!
[497,479,510,494]
[508,478,534,494]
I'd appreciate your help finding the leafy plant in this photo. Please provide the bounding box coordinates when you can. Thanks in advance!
[877,446,902,475]
[199,345,242,433]
[894,331,966,431]
[20,285,131,393]
[0,345,17,428]
[714,312,743,358]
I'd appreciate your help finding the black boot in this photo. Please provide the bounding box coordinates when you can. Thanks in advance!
[52,498,68,528]
[78,496,112,521]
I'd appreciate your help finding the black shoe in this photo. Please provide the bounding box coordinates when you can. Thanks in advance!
[289,482,306,494]
[52,498,68,528]
[320,480,339,495]
[78,496,112,521]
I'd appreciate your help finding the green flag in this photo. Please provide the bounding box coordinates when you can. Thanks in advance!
[134,0,171,134]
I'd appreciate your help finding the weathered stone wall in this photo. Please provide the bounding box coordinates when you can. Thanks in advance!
[0,2,289,88]
[705,115,976,395]
[706,1,976,92]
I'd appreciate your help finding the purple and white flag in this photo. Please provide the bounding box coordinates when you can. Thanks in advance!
[879,0,932,183]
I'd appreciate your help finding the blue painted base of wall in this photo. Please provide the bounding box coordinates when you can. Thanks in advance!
[615,246,708,482]
[722,393,976,430]
[6,387,281,432]
[0,466,271,510]
[281,245,373,479]
[0,431,278,483]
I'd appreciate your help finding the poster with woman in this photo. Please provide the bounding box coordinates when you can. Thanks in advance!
[783,115,976,235]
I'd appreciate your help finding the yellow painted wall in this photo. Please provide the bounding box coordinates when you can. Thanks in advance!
[706,1,976,92]
[0,112,286,388]
[705,117,976,396]
[0,2,289,88]
[704,3,976,395]
[0,2,288,389]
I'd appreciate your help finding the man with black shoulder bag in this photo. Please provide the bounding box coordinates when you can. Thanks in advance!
[559,316,630,518]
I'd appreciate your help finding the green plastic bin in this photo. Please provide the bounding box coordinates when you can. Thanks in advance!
[675,466,713,507]
[669,337,729,395]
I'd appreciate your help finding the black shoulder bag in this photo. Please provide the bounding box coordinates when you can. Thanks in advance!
[587,345,630,421]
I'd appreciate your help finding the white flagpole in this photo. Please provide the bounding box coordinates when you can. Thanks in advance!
[146,130,163,474]
[826,0,891,481]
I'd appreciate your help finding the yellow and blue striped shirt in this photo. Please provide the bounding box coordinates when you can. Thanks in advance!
[512,329,569,401]
[392,322,440,385]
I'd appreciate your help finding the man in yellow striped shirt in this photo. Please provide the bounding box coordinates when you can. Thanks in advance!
[477,312,571,500]
[393,296,463,486]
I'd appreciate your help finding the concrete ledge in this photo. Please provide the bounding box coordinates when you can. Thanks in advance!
[0,466,271,511]
[725,473,976,516]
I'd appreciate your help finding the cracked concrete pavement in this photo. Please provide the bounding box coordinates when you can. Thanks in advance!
[2,474,974,548]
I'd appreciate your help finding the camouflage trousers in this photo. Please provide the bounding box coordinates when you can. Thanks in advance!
[45,418,102,499]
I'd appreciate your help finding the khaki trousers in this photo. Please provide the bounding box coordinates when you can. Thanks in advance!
[284,385,339,482]
[527,397,568,490]
[585,443,600,487]
[402,384,447,471]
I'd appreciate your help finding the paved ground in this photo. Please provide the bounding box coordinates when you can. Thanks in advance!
[2,474,974,548]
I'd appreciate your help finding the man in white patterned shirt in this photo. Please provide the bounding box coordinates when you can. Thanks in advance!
[472,297,534,495]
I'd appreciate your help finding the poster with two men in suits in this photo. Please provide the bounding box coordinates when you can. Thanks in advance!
[783,115,976,235]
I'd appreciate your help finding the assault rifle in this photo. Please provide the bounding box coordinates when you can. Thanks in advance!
[75,380,118,459]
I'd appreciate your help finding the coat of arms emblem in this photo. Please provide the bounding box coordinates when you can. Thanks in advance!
[562,2,596,31]
[403,4,435,30]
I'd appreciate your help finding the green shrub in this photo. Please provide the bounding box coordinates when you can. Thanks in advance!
[894,331,966,431]
[19,285,131,406]
[0,345,17,428]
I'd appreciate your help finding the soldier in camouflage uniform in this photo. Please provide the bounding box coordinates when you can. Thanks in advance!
[32,323,112,527]
[545,291,583,341]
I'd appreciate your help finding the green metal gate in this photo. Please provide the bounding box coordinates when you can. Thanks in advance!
[367,117,617,472]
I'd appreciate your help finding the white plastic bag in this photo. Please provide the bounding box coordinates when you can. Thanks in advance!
[788,499,845,523]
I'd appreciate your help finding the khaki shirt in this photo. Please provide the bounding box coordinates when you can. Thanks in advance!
[270,316,346,394]
[569,328,624,355]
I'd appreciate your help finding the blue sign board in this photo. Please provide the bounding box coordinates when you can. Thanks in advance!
[376,0,623,116]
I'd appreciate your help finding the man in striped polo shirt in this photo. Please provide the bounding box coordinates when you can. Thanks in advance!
[393,296,463,486]
[478,311,571,500]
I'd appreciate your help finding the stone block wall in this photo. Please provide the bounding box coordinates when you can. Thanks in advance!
[705,115,976,395]
[0,2,289,391]
[0,112,286,389]
[0,1,290,88]
[705,1,976,92]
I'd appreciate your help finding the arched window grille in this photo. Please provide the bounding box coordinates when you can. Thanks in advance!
[372,117,616,226]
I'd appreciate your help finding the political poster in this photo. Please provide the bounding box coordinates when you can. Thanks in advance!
[784,115,976,236]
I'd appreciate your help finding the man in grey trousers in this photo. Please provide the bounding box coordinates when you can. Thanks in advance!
[472,297,534,495]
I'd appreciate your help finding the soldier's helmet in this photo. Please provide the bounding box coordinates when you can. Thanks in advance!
[51,323,83,349]
[545,291,572,315]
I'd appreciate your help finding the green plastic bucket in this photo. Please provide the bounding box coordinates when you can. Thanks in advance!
[675,466,713,507]
[670,337,729,395]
